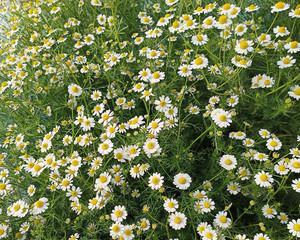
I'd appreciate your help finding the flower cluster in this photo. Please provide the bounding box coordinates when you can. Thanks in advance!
[0,0,299,239]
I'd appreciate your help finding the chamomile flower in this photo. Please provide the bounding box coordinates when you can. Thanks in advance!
[245,4,259,12]
[148,173,164,190]
[110,223,123,238]
[143,138,161,157]
[68,84,82,97]
[289,158,300,173]
[0,224,8,239]
[199,198,215,213]
[289,7,300,18]
[173,173,192,190]
[202,229,218,240]
[284,40,300,53]
[214,211,232,229]
[163,198,179,213]
[147,119,164,135]
[271,2,290,13]
[266,137,282,151]
[202,16,215,29]
[168,212,187,230]
[178,64,192,77]
[220,154,237,170]
[274,160,289,175]
[165,0,178,6]
[287,219,300,237]
[254,171,274,188]
[98,140,113,155]
[191,34,208,46]
[253,233,270,240]
[291,178,300,193]
[191,55,209,69]
[31,197,49,215]
[227,182,241,195]
[278,212,289,224]
[111,205,128,223]
[259,129,271,139]
[288,85,300,100]
[262,204,277,219]
[211,108,232,128]
[95,172,111,190]
[138,218,150,232]
[234,24,247,36]
[273,26,290,37]
[235,39,254,55]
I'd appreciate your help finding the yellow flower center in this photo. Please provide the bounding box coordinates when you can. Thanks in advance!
[33,164,42,172]
[293,87,300,95]
[112,225,120,232]
[270,140,278,147]
[35,200,44,208]
[219,114,227,122]
[14,204,21,211]
[218,15,228,24]
[99,175,108,183]
[239,40,249,49]
[115,210,123,217]
[147,142,155,149]
[152,176,160,185]
[223,3,231,10]
[292,161,300,169]
[224,159,232,165]
[293,223,300,232]
[174,216,182,224]
[219,215,227,223]
[152,72,160,80]
[203,201,211,208]
[178,176,187,184]
[290,41,298,48]
[275,2,285,9]
[172,21,180,28]
[0,183,6,190]
[266,208,273,214]
[204,18,213,25]
[260,174,268,182]
[101,143,109,150]
[197,35,203,41]
[194,57,203,65]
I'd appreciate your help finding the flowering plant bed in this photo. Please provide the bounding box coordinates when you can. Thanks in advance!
[0,0,300,239]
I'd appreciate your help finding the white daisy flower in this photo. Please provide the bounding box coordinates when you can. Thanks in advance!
[111,205,128,223]
[211,108,232,128]
[271,2,290,13]
[292,178,300,193]
[219,154,237,170]
[266,137,282,151]
[191,34,208,46]
[262,204,277,219]
[0,224,9,239]
[68,84,82,97]
[235,39,254,55]
[173,173,192,190]
[288,85,300,100]
[168,212,187,230]
[254,171,274,188]
[287,219,300,237]
[163,198,179,213]
[31,197,49,215]
[148,173,164,190]
[214,211,232,229]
